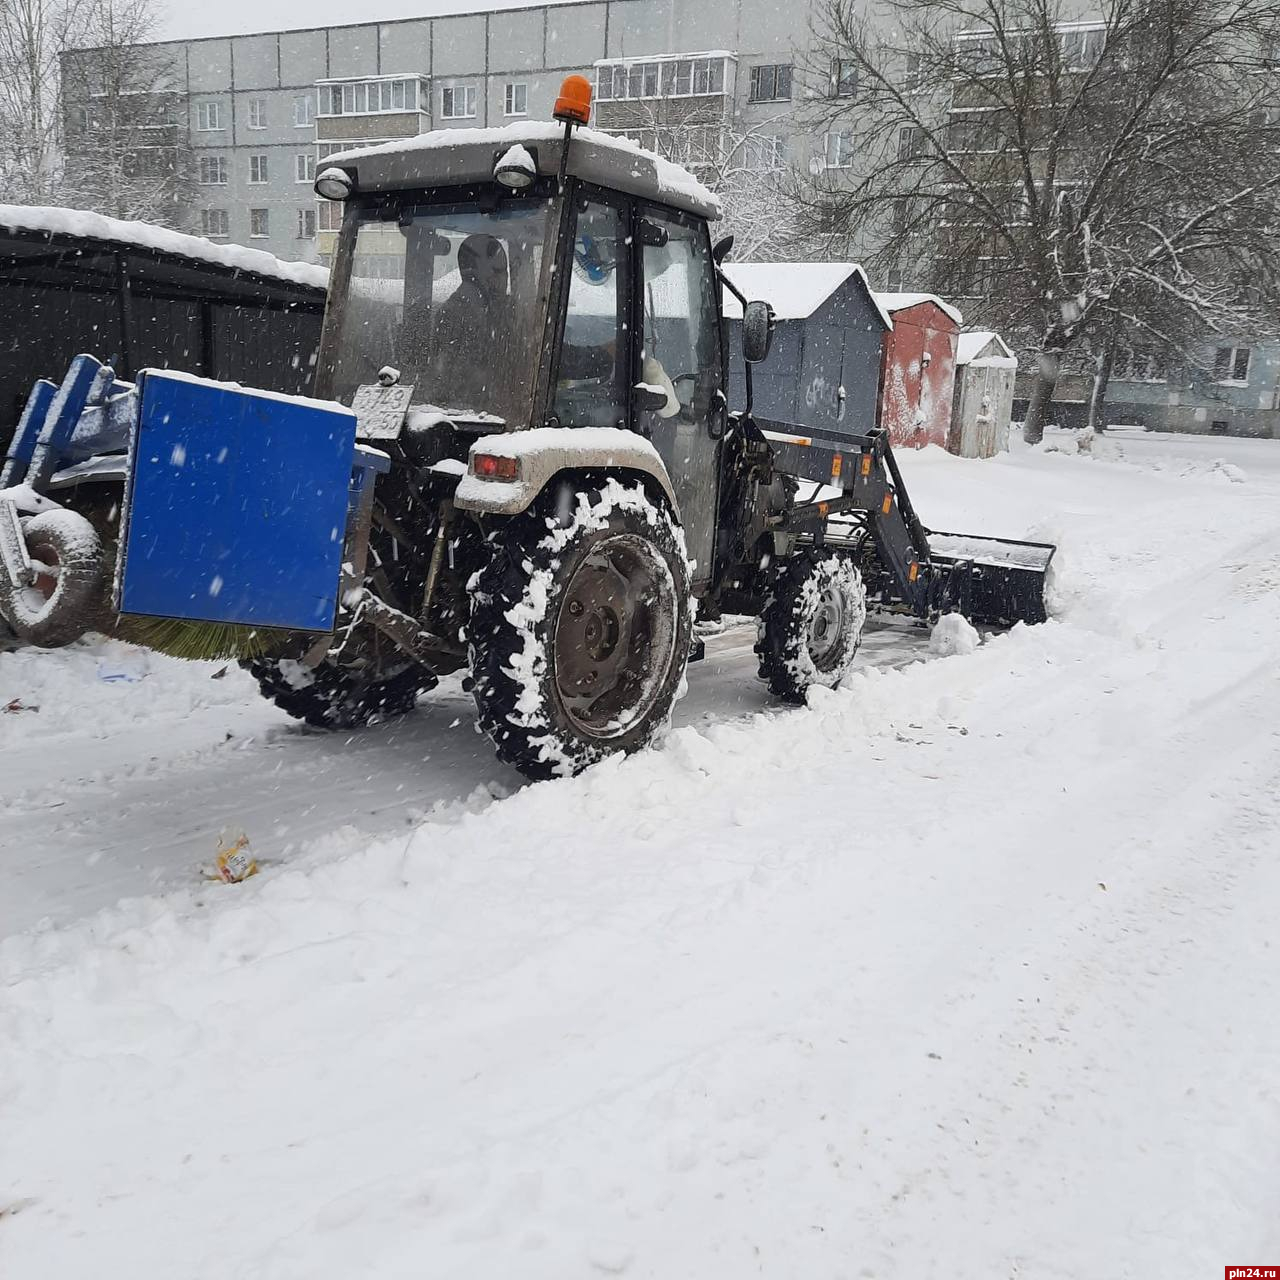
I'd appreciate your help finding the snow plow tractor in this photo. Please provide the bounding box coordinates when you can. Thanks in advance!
[0,77,1054,780]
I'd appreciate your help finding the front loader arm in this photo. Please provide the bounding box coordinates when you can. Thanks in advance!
[753,419,1055,628]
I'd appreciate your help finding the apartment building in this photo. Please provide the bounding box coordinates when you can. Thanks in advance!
[62,0,831,263]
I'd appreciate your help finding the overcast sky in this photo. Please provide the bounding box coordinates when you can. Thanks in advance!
[159,0,550,41]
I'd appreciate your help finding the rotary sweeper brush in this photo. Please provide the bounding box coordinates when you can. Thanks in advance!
[0,75,1054,781]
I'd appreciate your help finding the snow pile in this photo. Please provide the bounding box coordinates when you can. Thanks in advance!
[3,433,1280,1277]
[0,636,256,746]
[0,205,329,289]
[955,330,1017,368]
[874,290,964,325]
[929,610,981,655]
[721,262,893,326]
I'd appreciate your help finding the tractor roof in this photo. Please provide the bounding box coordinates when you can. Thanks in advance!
[324,122,721,222]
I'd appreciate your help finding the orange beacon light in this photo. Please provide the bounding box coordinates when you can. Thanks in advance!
[554,74,593,125]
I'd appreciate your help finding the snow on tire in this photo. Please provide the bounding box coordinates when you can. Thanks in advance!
[756,552,867,705]
[468,479,693,781]
[0,510,105,649]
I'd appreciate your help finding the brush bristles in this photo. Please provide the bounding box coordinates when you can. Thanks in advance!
[115,616,284,662]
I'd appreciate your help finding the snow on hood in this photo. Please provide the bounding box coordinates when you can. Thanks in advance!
[874,291,964,326]
[324,121,720,217]
[721,262,894,328]
[0,204,329,291]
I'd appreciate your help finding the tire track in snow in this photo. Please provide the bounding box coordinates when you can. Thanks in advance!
[0,619,932,937]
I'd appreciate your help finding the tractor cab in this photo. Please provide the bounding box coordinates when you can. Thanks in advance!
[314,113,727,582]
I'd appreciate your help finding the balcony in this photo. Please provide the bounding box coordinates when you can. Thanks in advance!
[593,52,736,138]
[314,75,430,147]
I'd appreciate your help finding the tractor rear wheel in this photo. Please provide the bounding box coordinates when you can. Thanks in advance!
[468,481,692,780]
[245,653,430,730]
[756,551,867,705]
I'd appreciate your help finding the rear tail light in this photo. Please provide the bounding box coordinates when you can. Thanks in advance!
[471,452,520,481]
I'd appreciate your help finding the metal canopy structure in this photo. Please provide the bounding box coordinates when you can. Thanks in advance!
[0,214,327,453]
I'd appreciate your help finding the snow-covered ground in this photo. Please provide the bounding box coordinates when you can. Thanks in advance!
[3,429,1279,1277]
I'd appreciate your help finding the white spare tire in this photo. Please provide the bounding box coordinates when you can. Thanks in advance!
[0,510,105,648]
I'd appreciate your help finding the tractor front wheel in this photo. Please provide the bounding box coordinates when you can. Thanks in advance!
[756,552,867,705]
[468,481,692,780]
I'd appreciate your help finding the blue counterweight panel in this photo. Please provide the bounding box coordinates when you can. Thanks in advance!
[120,371,357,632]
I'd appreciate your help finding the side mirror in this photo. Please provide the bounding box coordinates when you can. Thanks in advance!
[633,384,670,413]
[742,300,775,364]
[713,234,735,266]
[636,218,669,248]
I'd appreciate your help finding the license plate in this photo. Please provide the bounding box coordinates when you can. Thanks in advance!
[352,383,415,440]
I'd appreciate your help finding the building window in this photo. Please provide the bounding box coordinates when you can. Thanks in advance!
[295,152,316,183]
[293,94,315,127]
[198,155,227,185]
[195,101,223,131]
[440,84,477,119]
[318,78,421,116]
[248,154,269,184]
[744,134,786,170]
[897,125,926,160]
[832,59,857,97]
[595,55,728,102]
[1213,345,1251,382]
[504,82,528,116]
[1060,26,1105,69]
[250,208,269,238]
[318,201,343,232]
[824,130,854,168]
[749,64,792,103]
[247,98,266,129]
[201,208,229,238]
[296,208,316,238]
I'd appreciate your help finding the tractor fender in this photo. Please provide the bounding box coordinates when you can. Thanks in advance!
[454,427,680,520]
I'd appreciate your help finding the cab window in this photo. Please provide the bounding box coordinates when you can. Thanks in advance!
[551,197,629,428]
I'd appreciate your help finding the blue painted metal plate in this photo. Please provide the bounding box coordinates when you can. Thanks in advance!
[120,371,357,632]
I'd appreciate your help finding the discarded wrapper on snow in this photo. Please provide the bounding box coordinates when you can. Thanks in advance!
[215,832,257,883]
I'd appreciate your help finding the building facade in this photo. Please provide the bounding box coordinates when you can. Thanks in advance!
[62,0,832,264]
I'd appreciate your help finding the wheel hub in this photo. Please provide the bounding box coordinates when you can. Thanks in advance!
[807,586,847,670]
[553,534,676,738]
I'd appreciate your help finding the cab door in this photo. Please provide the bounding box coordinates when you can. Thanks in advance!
[634,206,725,588]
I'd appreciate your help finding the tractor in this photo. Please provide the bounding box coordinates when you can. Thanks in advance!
[0,76,1053,780]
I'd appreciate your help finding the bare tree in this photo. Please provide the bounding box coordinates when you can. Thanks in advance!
[59,0,192,225]
[596,90,812,261]
[0,0,80,203]
[802,0,1280,442]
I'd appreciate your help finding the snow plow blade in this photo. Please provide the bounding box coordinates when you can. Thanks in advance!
[926,532,1055,629]
[757,421,1055,630]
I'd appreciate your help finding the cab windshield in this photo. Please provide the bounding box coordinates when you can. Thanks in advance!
[324,195,555,425]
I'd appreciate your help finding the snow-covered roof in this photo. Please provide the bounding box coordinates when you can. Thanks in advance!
[874,291,964,326]
[721,262,894,328]
[0,205,329,291]
[326,122,720,221]
[956,330,1016,366]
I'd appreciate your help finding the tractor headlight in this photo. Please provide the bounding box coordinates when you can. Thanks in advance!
[314,167,354,201]
[493,144,537,190]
